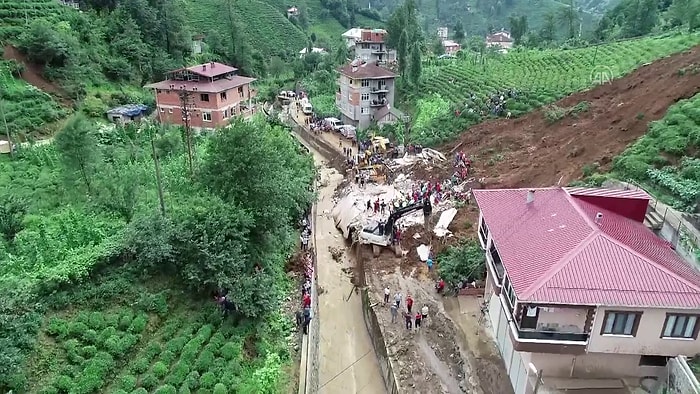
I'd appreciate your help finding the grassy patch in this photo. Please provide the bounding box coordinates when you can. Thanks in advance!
[612,92,700,211]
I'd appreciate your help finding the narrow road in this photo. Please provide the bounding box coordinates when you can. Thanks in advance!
[298,119,386,394]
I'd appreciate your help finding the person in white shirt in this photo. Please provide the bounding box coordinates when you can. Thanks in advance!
[384,287,390,304]
[421,305,429,324]
[394,292,402,307]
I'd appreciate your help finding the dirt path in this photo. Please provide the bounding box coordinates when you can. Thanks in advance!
[308,147,386,394]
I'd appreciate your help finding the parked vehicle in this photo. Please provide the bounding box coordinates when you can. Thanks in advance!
[338,124,356,139]
[301,98,313,115]
[323,117,342,130]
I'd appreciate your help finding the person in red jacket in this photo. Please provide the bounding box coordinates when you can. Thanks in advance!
[302,292,311,308]
[406,294,414,314]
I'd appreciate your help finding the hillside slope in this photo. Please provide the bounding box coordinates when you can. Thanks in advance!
[425,45,700,188]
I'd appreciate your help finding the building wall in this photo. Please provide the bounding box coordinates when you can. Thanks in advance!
[528,352,665,378]
[336,75,396,130]
[588,306,700,357]
[153,83,254,128]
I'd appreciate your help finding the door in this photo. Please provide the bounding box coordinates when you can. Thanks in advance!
[520,306,539,329]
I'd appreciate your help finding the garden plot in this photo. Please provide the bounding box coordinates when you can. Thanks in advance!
[27,302,293,394]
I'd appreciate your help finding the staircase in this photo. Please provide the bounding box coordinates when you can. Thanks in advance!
[644,209,664,231]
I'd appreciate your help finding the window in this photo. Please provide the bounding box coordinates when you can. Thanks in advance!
[223,109,229,118]
[159,108,165,113]
[662,314,699,339]
[361,93,369,101]
[200,93,209,102]
[156,89,162,94]
[168,108,173,114]
[479,216,489,246]
[202,112,212,122]
[361,107,369,115]
[639,355,668,367]
[602,311,641,336]
[362,43,370,49]
[361,79,370,87]
[220,91,227,100]
[238,87,244,96]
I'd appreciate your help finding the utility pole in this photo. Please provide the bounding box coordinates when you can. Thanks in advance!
[150,126,166,216]
[178,86,195,177]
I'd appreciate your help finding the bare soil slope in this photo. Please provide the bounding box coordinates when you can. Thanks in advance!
[434,45,700,188]
[3,45,72,107]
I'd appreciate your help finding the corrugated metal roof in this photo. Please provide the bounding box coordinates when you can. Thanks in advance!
[566,186,651,200]
[106,104,148,117]
[185,62,237,78]
[473,187,700,308]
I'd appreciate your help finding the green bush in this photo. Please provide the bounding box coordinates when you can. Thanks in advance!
[39,385,59,394]
[185,371,200,390]
[98,326,118,347]
[166,336,189,354]
[165,361,190,387]
[131,388,148,394]
[128,314,149,334]
[219,342,240,361]
[178,384,192,394]
[118,312,134,331]
[207,333,225,352]
[87,311,106,330]
[113,390,129,394]
[46,317,70,339]
[437,240,486,286]
[140,373,159,390]
[144,342,162,361]
[81,345,98,358]
[69,322,89,339]
[119,374,138,391]
[154,384,178,394]
[153,361,169,379]
[159,349,176,365]
[129,357,150,374]
[194,350,215,373]
[81,329,99,345]
[54,375,73,392]
[212,383,227,394]
[199,372,217,390]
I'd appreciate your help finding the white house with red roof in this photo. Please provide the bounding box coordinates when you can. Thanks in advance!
[473,187,700,393]
[486,30,514,53]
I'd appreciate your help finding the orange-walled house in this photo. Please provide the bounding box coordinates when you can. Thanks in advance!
[145,62,257,129]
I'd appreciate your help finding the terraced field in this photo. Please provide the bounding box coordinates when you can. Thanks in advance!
[419,33,700,116]
[0,0,65,38]
[186,0,309,57]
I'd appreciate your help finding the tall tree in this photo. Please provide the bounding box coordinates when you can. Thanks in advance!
[453,22,466,42]
[540,12,557,42]
[509,15,528,45]
[557,0,580,39]
[54,114,100,195]
[386,0,423,82]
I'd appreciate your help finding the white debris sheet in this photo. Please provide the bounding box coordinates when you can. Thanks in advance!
[417,244,431,261]
[433,208,458,237]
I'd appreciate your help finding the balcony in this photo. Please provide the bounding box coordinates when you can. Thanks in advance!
[372,48,387,54]
[370,98,388,107]
[517,330,589,342]
[508,302,593,354]
[370,87,389,94]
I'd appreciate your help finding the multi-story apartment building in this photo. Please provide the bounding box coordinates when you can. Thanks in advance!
[473,186,700,394]
[145,62,257,129]
[341,28,396,65]
[336,60,402,130]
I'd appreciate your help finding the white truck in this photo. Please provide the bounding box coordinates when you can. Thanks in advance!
[300,98,313,115]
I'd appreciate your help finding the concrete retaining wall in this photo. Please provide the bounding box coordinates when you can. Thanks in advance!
[667,356,700,394]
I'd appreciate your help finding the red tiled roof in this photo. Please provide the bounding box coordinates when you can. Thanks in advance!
[144,75,256,93]
[184,62,238,78]
[486,32,513,43]
[338,62,396,79]
[473,187,700,308]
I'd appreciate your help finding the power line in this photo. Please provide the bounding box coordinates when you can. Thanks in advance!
[318,348,373,392]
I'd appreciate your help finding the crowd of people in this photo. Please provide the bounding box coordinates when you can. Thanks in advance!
[296,213,314,335]
[384,286,431,332]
